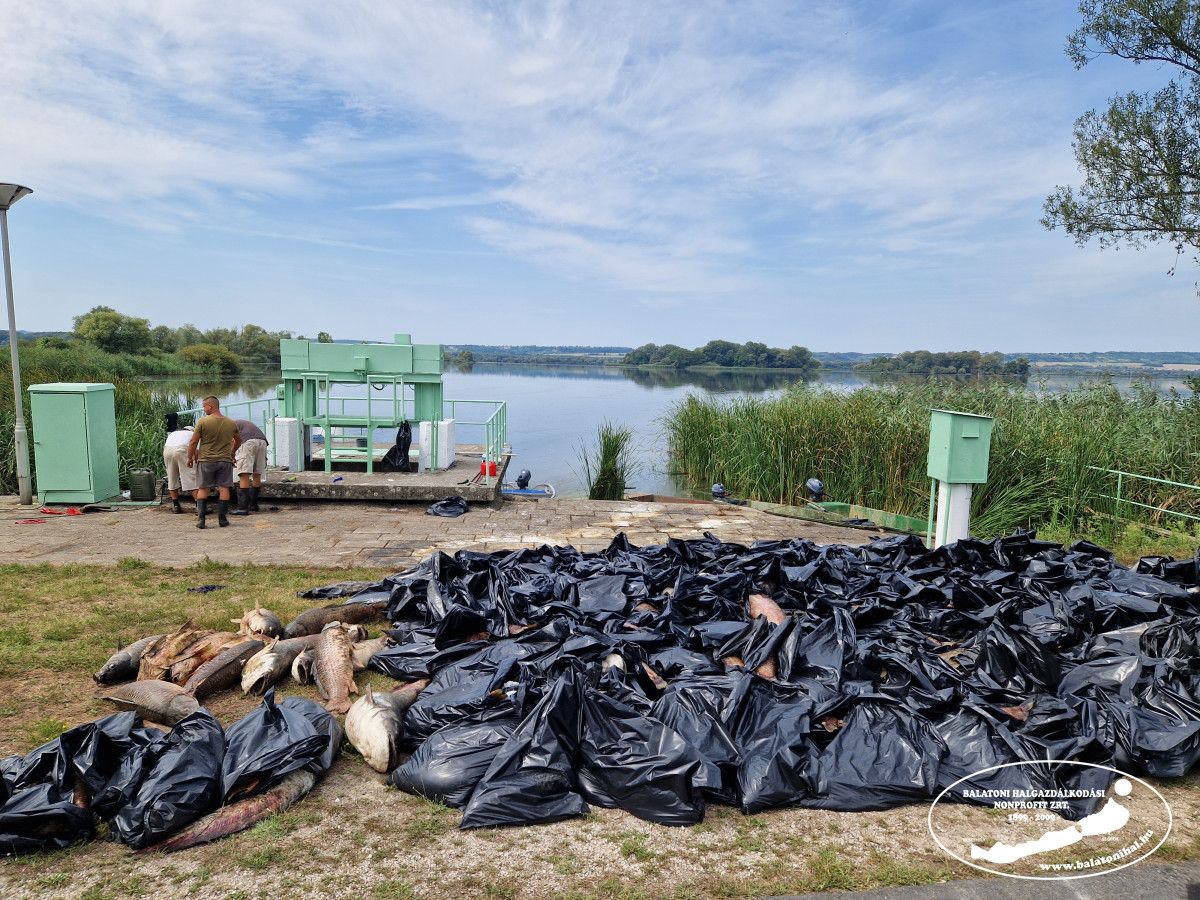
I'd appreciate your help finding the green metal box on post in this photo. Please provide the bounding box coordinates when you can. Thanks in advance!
[927,409,993,484]
[28,383,121,504]
[926,409,994,547]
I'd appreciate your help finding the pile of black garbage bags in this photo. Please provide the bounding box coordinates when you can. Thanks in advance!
[0,691,339,854]
[317,530,1200,828]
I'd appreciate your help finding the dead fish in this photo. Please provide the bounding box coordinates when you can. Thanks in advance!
[94,634,163,685]
[345,680,429,773]
[100,680,201,726]
[138,622,212,681]
[633,602,660,614]
[345,624,369,642]
[640,661,669,692]
[350,636,389,672]
[143,769,317,852]
[602,652,626,674]
[282,601,386,638]
[163,632,244,685]
[184,639,264,699]
[747,593,787,625]
[241,635,321,695]
[507,623,537,636]
[314,622,358,714]
[231,606,284,639]
[292,647,316,685]
[722,656,745,670]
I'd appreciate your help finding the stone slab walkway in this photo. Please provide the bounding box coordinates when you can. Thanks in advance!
[0,495,870,569]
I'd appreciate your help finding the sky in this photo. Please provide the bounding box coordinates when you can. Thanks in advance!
[0,0,1194,352]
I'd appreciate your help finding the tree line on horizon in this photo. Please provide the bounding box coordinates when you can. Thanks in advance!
[854,350,1030,378]
[32,306,335,374]
[621,340,820,372]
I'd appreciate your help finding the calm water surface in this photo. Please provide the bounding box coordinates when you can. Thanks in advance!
[156,366,1192,498]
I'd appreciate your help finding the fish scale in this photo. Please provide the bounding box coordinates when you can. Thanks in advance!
[314,622,358,714]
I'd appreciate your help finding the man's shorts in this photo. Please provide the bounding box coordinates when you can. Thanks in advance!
[235,438,268,476]
[164,446,198,492]
[196,459,235,490]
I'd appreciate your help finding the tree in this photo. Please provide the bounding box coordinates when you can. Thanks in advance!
[72,306,152,353]
[1043,2,1200,266]
[178,343,241,374]
[317,331,333,343]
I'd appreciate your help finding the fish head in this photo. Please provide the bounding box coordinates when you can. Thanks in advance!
[346,625,368,641]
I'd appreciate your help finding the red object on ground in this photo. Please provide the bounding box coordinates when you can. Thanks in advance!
[488,461,497,477]
[16,519,47,525]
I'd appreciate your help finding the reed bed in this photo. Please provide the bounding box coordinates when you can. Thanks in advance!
[578,422,635,501]
[666,380,1200,539]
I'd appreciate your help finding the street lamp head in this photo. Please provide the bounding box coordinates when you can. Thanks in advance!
[0,184,31,211]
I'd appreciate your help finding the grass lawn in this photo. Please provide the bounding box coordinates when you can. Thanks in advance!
[1,561,1198,899]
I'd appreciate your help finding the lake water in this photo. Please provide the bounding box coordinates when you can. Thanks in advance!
[158,365,1194,498]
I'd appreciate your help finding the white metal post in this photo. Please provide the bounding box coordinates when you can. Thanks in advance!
[933,480,972,548]
[1,207,32,505]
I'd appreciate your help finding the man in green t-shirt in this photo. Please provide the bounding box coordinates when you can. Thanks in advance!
[186,396,242,529]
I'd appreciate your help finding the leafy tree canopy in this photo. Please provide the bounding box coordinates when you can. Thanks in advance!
[72,306,152,354]
[1043,1,1200,266]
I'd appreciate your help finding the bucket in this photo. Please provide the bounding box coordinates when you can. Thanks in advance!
[128,468,156,501]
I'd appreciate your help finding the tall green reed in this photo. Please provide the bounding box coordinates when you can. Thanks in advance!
[578,422,635,501]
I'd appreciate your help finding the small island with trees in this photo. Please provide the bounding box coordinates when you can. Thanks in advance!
[853,350,1030,378]
[621,340,819,372]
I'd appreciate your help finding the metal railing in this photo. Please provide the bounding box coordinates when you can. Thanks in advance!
[176,393,507,479]
[1087,466,1200,525]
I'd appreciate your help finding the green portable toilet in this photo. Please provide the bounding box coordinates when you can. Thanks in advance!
[28,383,121,504]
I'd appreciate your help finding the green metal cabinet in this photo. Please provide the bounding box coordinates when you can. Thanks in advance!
[926,409,993,484]
[29,383,121,504]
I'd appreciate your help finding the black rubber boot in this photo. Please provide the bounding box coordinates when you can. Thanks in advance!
[230,487,251,516]
[249,486,260,512]
[196,498,208,529]
[217,499,230,527]
[172,498,183,514]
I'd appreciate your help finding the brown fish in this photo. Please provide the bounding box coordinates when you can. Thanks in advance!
[100,680,201,726]
[282,601,386,638]
[94,633,164,685]
[138,622,212,681]
[143,769,317,852]
[314,622,358,714]
[747,593,787,625]
[162,632,245,685]
[185,639,264,699]
[231,606,284,639]
[241,634,321,695]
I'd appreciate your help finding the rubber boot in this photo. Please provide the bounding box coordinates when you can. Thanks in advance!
[172,498,183,514]
[230,487,251,516]
[196,498,208,529]
[217,499,230,527]
[249,486,260,512]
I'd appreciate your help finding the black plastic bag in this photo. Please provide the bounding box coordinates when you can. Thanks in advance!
[220,691,340,802]
[390,718,519,807]
[427,496,469,518]
[381,421,413,473]
[110,711,226,849]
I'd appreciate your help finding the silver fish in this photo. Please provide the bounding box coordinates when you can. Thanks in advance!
[231,606,284,639]
[345,680,429,773]
[94,634,163,685]
[241,634,321,695]
[100,680,201,726]
[184,639,264,699]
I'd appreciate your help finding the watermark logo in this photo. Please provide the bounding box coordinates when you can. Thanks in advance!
[927,761,1172,880]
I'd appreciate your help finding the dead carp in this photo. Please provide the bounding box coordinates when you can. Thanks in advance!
[162,632,245,685]
[137,622,212,681]
[184,639,264,699]
[747,593,787,625]
[282,601,386,638]
[314,622,358,714]
[291,647,316,685]
[144,769,317,852]
[345,679,429,773]
[350,636,389,672]
[100,680,201,726]
[231,606,284,639]
[241,634,321,695]
[94,633,163,685]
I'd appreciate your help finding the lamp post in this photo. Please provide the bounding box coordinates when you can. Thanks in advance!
[1,184,33,504]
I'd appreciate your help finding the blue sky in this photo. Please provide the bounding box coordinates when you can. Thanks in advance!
[1,0,1193,351]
